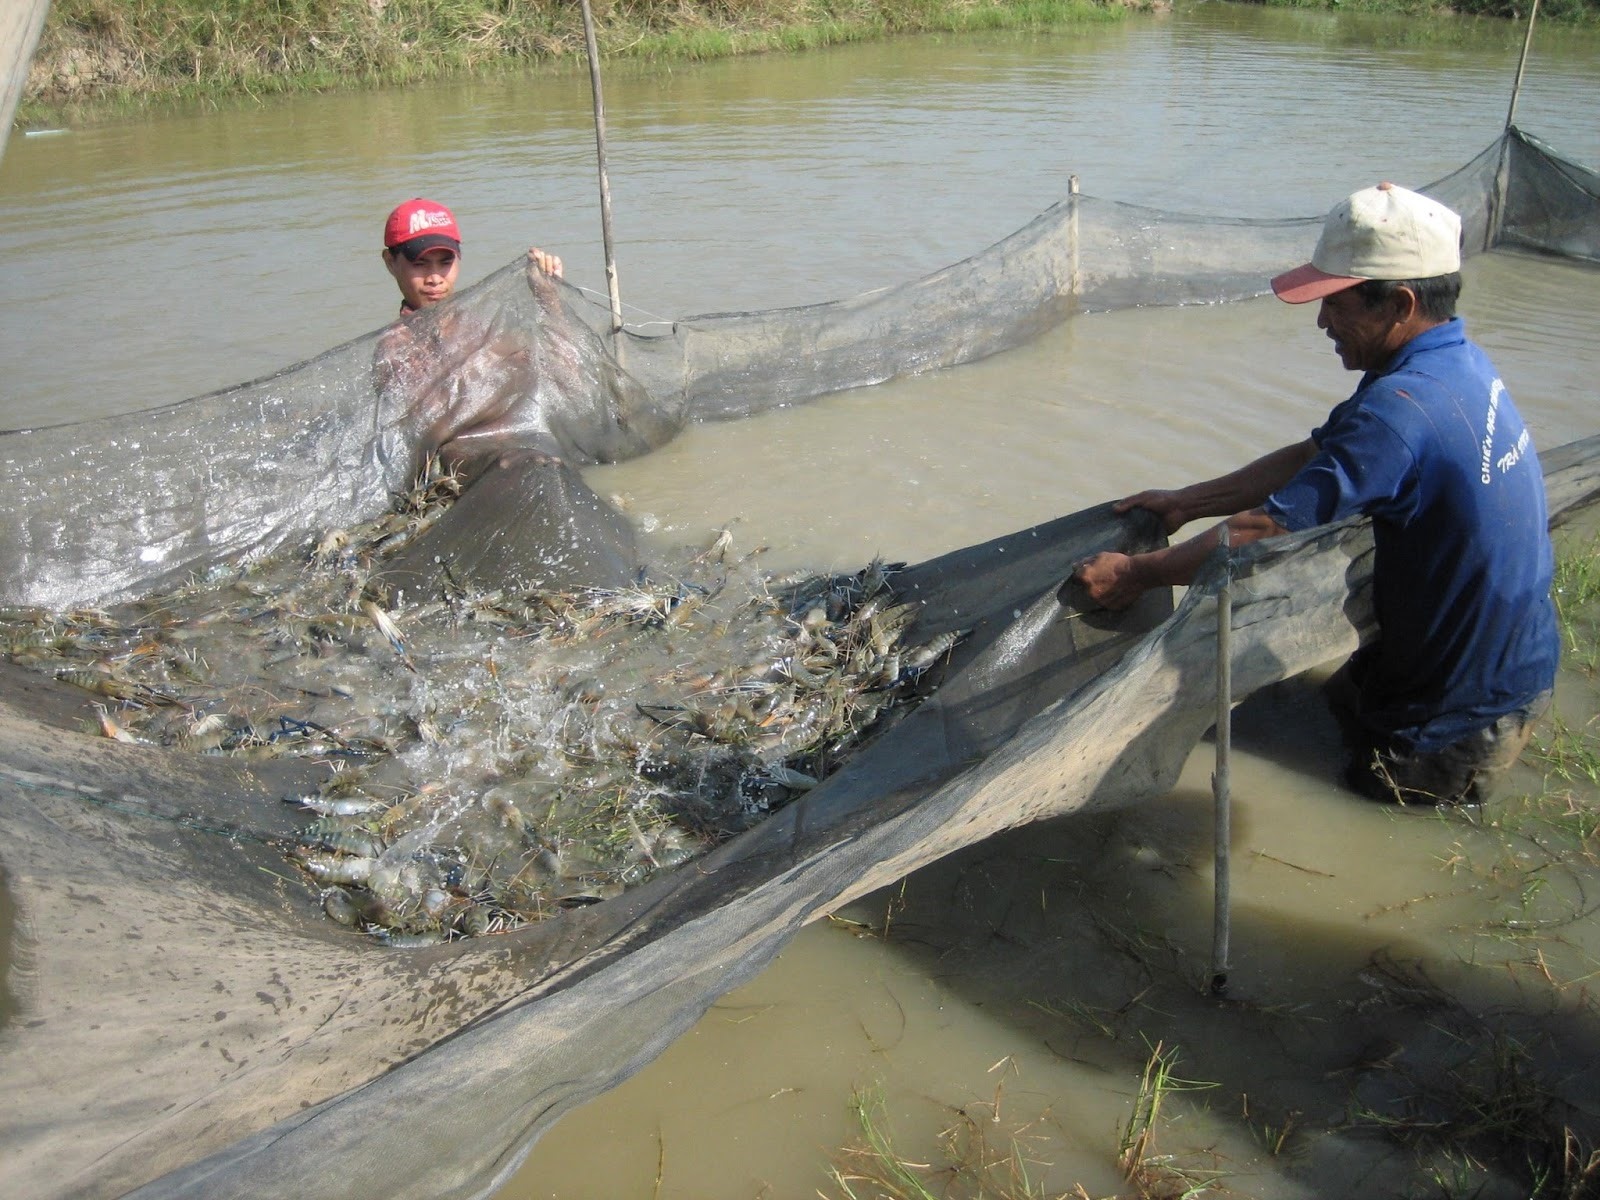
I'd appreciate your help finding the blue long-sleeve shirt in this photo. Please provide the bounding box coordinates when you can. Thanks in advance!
[1263,318,1558,752]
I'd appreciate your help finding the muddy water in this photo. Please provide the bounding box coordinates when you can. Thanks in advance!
[3,2,1600,1197]
[2,6,1598,429]
[590,251,1600,581]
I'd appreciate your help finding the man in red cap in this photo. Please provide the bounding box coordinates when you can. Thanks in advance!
[1073,182,1558,807]
[382,197,563,315]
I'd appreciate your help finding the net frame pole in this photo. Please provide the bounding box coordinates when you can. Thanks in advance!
[579,0,624,334]
[1210,525,1232,997]
[1505,0,1540,133]
[1489,0,1539,252]
[1067,175,1081,300]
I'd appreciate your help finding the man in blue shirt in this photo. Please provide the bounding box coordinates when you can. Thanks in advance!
[1074,182,1558,807]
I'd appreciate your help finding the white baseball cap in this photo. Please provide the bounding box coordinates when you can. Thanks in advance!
[1271,181,1462,305]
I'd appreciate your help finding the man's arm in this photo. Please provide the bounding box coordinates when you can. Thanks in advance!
[1074,508,1291,610]
[1075,437,1317,610]
[1115,439,1318,533]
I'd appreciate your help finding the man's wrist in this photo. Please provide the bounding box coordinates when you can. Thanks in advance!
[1124,551,1159,591]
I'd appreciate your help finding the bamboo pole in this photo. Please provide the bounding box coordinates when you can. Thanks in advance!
[579,0,624,334]
[1489,0,1540,252]
[1505,0,1540,133]
[1210,525,1232,997]
[1067,174,1081,300]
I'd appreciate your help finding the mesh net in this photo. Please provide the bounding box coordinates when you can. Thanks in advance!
[2,128,1599,1200]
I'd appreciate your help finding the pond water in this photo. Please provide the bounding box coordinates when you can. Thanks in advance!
[4,2,1600,1197]
[2,2,1598,431]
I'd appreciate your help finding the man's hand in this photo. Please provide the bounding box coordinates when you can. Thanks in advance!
[1076,509,1291,612]
[1073,550,1149,611]
[1114,489,1189,535]
[528,247,564,278]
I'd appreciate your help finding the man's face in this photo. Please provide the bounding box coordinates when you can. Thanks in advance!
[386,247,460,310]
[1316,286,1407,373]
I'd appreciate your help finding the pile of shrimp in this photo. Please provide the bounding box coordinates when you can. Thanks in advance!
[1,465,963,946]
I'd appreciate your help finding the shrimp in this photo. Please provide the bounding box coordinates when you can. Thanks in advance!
[901,629,967,674]
[93,703,143,744]
[296,852,377,885]
[360,599,416,672]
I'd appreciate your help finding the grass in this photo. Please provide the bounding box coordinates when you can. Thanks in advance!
[22,0,1138,124]
[824,1045,1222,1200]
[829,1087,946,1200]
[827,1084,1074,1200]
[1525,715,1600,789]
[1335,967,1600,1200]
[1484,531,1600,865]
[1116,1041,1223,1197]
[1553,531,1600,675]
[1251,0,1600,20]
[1492,531,1600,853]
[28,0,1600,125]
[1247,1106,1299,1158]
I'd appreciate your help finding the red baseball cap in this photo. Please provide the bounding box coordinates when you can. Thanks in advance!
[383,198,462,258]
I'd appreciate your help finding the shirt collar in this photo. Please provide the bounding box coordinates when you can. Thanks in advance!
[1387,316,1465,371]
[1361,316,1465,387]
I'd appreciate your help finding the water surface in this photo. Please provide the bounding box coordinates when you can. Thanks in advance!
[2,4,1596,429]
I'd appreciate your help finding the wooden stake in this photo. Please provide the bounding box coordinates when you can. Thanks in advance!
[1505,0,1540,133]
[1489,0,1539,252]
[579,0,624,334]
[1067,175,1081,301]
[1210,525,1232,997]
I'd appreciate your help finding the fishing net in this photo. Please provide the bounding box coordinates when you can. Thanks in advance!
[3,127,1599,1200]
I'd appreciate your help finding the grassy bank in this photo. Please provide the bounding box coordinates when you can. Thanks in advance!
[1254,0,1599,21]
[22,0,1145,121]
[25,0,1600,124]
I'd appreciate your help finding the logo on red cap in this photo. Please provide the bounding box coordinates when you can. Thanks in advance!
[384,199,461,249]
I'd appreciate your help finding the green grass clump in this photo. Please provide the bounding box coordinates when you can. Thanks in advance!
[824,1045,1220,1200]
[1525,715,1600,789]
[1552,532,1600,675]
